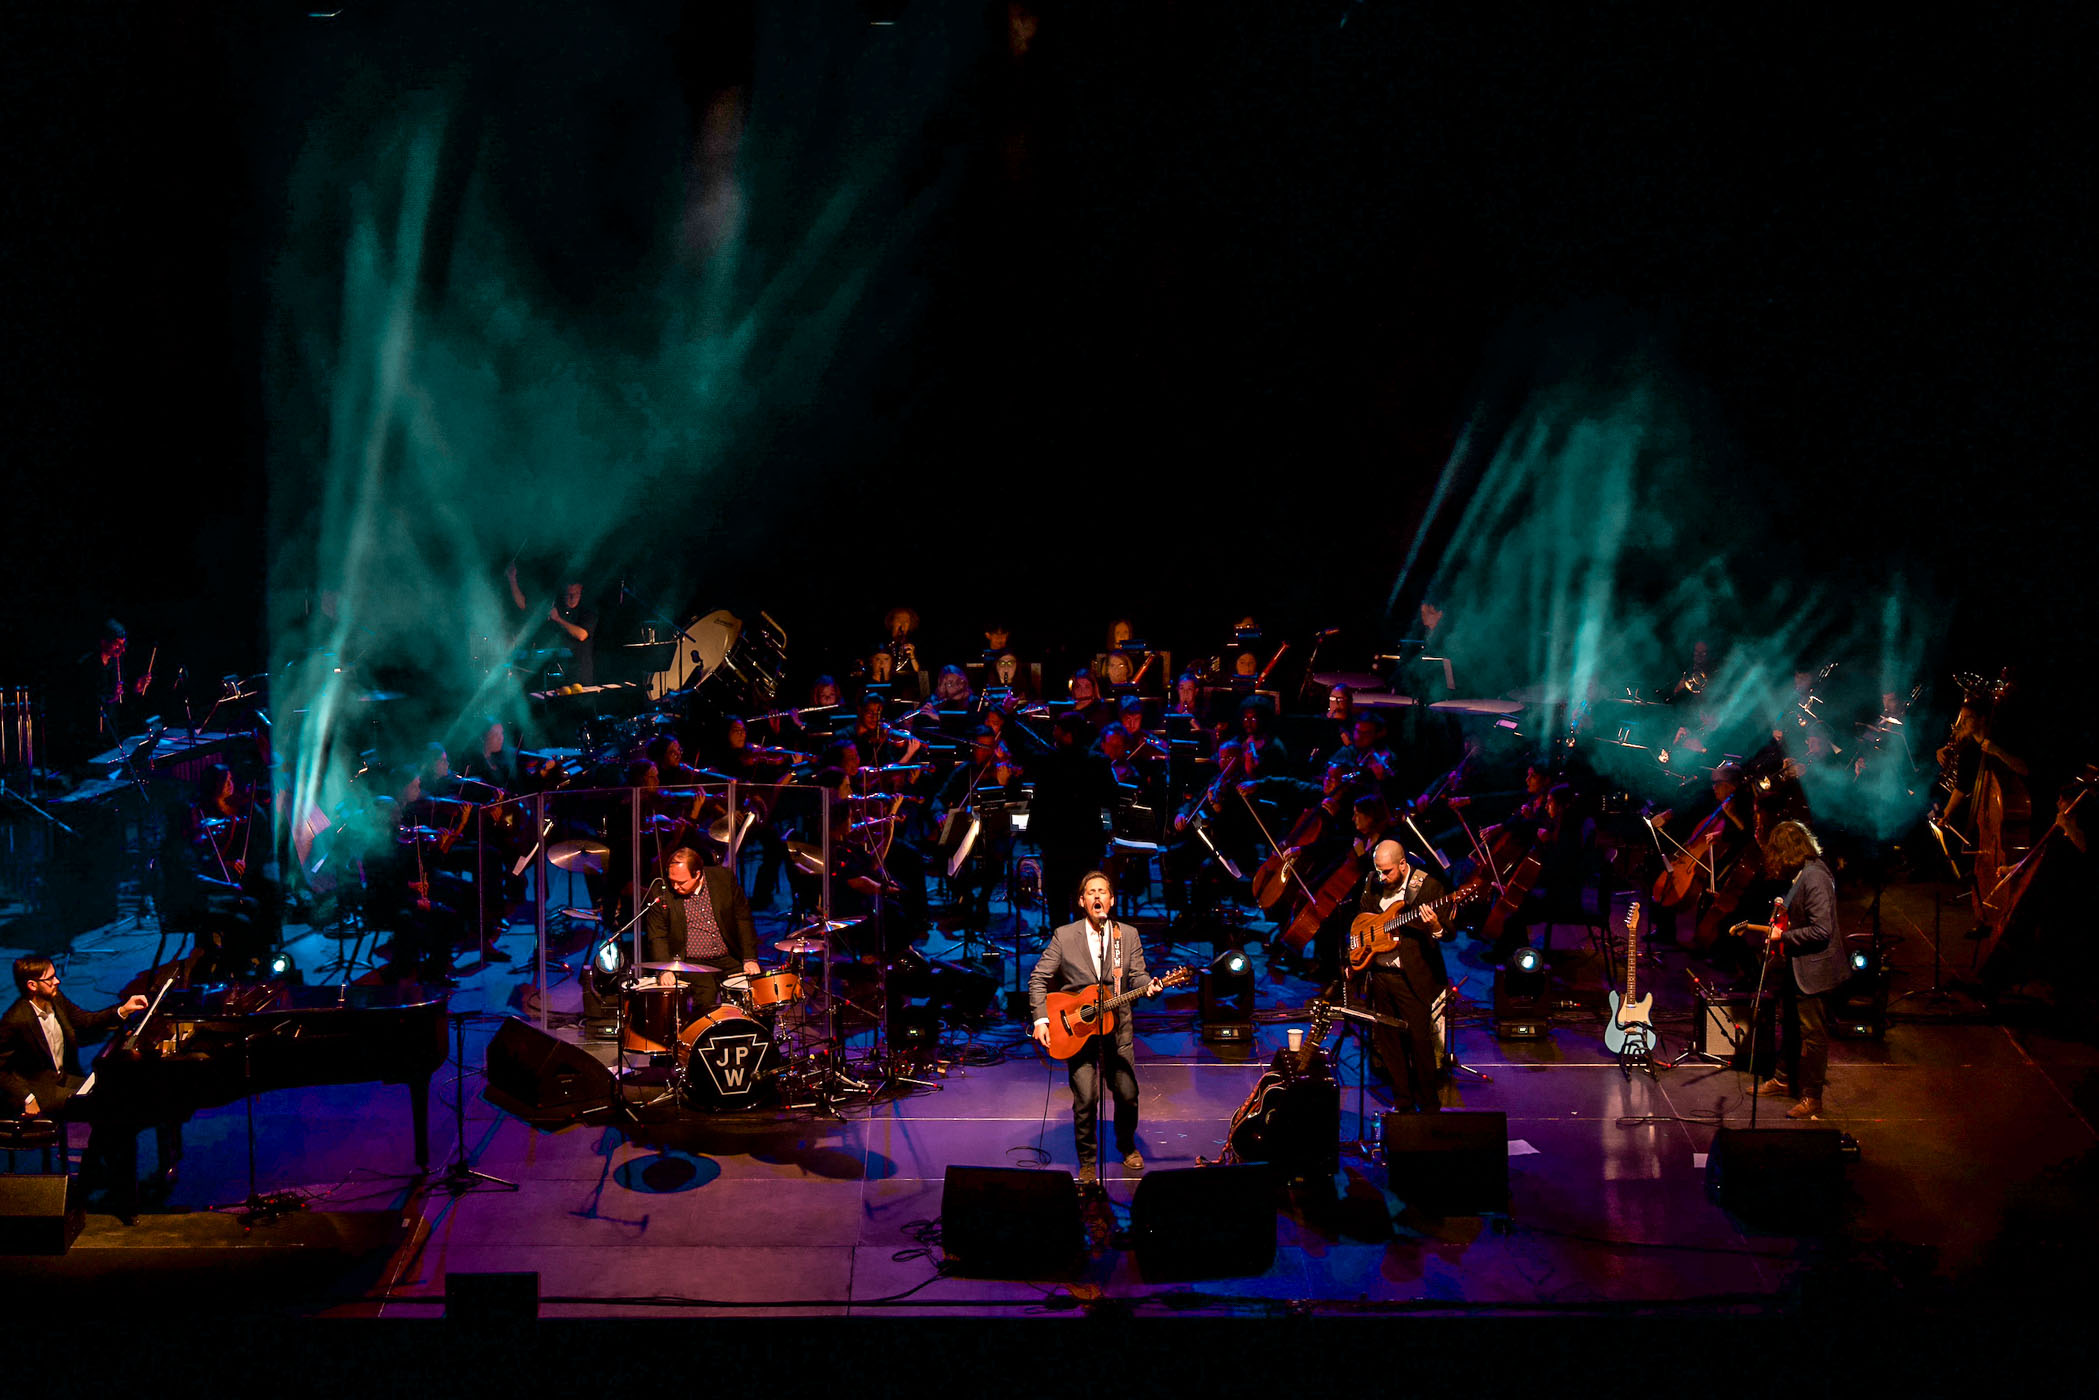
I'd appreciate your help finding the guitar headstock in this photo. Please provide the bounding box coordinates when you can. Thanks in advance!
[1155,967,1195,993]
[1625,899,1641,932]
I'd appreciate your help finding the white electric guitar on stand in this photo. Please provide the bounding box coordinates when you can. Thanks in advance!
[1604,900,1659,1056]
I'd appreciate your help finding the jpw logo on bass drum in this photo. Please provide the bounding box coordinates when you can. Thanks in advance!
[678,1008,778,1111]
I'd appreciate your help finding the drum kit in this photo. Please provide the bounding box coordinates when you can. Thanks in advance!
[607,917,873,1115]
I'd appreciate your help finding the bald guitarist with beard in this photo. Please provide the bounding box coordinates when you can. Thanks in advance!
[1030,872,1163,1186]
[1358,839,1449,1114]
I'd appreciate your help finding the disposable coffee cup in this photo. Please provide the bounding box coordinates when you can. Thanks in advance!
[1287,1027,1304,1052]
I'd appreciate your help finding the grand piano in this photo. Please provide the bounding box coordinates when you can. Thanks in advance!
[91,978,449,1218]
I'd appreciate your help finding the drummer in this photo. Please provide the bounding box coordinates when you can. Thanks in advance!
[643,845,762,1011]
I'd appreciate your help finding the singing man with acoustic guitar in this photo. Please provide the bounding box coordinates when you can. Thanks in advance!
[1359,839,1450,1114]
[1030,872,1163,1185]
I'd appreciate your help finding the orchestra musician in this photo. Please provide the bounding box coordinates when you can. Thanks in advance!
[935,725,1021,928]
[68,618,154,765]
[1065,669,1112,735]
[1236,696,1289,777]
[1358,839,1450,1113]
[157,764,271,979]
[505,564,596,687]
[460,715,521,789]
[1740,820,1847,1120]
[642,846,761,1011]
[1022,712,1119,925]
[1029,872,1160,1185]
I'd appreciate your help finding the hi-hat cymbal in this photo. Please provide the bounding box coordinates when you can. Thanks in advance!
[774,937,829,954]
[639,958,731,974]
[547,839,611,872]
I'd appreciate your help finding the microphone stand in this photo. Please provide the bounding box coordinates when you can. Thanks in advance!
[592,885,672,1122]
[430,1008,520,1198]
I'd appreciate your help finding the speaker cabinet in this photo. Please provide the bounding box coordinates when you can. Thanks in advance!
[483,1016,613,1118]
[1130,1165,1277,1280]
[940,1166,1081,1278]
[1382,1109,1509,1215]
[1707,1127,1845,1229]
[0,1174,84,1255]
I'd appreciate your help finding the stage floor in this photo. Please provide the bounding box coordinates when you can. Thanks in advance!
[4,871,2094,1319]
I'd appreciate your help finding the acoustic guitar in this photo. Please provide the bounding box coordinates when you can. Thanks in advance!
[1040,967,1194,1060]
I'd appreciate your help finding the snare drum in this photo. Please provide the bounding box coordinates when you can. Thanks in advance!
[747,970,802,1008]
[718,973,753,1011]
[676,1005,778,1111]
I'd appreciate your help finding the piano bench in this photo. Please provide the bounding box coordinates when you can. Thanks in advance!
[0,1119,62,1175]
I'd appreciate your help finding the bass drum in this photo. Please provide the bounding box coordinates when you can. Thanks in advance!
[676,1005,779,1111]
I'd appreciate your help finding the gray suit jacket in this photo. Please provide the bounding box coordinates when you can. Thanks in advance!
[1029,918,1151,1048]
[1780,859,1849,997]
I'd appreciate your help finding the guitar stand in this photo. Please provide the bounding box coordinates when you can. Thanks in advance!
[1613,1022,1658,1081]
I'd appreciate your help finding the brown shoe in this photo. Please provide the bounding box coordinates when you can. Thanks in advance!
[1076,1163,1098,1186]
[1755,1078,1794,1098]
[1786,1097,1822,1120]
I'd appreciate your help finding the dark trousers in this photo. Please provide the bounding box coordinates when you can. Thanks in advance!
[1068,1031,1139,1166]
[1366,965,1443,1112]
[1779,980,1829,1097]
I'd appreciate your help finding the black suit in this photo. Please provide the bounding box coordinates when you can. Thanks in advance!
[641,866,758,1008]
[1030,917,1150,1169]
[1357,869,1450,1112]
[0,992,121,1116]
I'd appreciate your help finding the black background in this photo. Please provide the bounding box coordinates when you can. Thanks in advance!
[3,3,2089,723]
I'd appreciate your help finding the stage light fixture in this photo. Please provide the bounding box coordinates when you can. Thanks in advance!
[267,950,295,980]
[1832,933,1889,1041]
[1200,948,1255,1043]
[1493,955,1549,1039]
[593,939,626,978]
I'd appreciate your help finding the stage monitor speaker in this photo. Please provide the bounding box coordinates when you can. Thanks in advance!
[1382,1109,1509,1215]
[1707,1127,1845,1229]
[484,1016,613,1118]
[940,1165,1081,1278]
[1130,1165,1277,1281]
[0,1174,83,1255]
[444,1270,539,1323]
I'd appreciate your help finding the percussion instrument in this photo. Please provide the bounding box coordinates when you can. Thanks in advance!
[640,958,732,975]
[676,1006,778,1111]
[621,983,691,1055]
[717,972,752,1010]
[747,971,802,1008]
[547,839,611,873]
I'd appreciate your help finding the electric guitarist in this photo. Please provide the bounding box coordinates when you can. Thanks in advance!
[1029,871,1162,1185]
[1357,839,1450,1113]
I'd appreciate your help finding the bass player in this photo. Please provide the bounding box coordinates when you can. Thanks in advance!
[1358,838,1448,1114]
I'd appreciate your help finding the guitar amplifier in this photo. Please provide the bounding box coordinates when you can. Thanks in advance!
[1695,989,1776,1078]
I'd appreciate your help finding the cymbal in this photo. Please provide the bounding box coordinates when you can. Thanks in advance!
[707,811,758,844]
[774,938,828,954]
[785,841,825,876]
[639,958,731,974]
[398,826,451,841]
[547,839,611,872]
